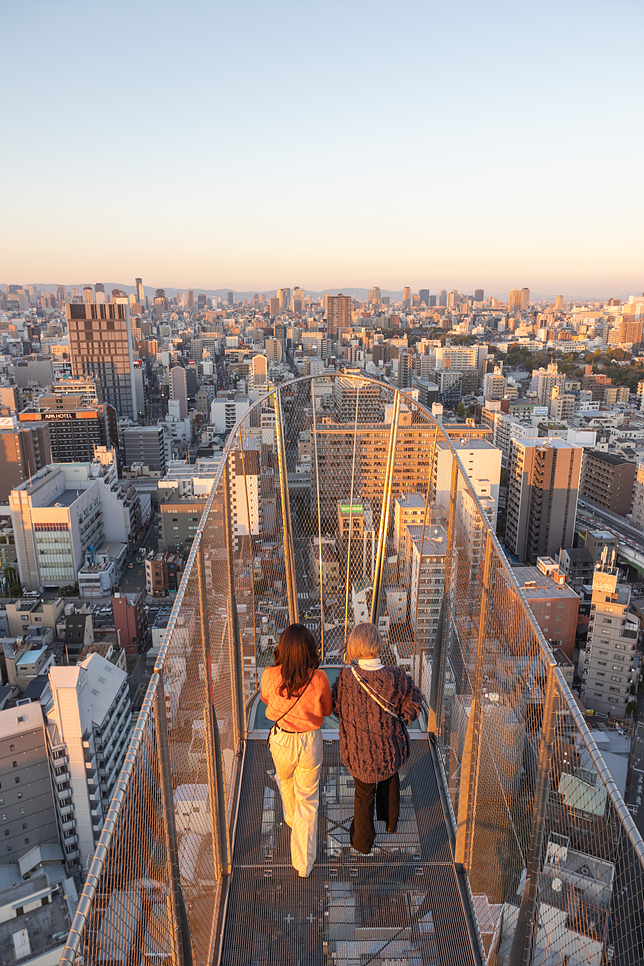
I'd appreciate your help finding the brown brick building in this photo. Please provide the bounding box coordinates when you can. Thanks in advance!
[580,450,636,517]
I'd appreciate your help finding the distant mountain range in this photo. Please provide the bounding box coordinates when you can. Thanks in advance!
[4,283,637,303]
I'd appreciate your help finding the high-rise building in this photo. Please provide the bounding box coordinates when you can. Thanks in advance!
[18,398,117,463]
[631,462,644,529]
[94,283,105,305]
[368,286,381,304]
[170,366,188,419]
[402,286,411,309]
[439,290,447,307]
[521,287,530,310]
[474,289,484,302]
[505,438,582,563]
[555,294,564,311]
[0,421,51,503]
[66,300,139,419]
[325,294,352,338]
[187,289,194,308]
[536,362,566,406]
[47,654,131,876]
[122,425,168,471]
[419,288,429,307]
[508,289,521,313]
[83,286,93,303]
[580,451,637,517]
[227,291,234,305]
[269,296,280,315]
[0,703,59,864]
[135,277,144,304]
[56,284,66,305]
[582,551,638,716]
[10,456,138,591]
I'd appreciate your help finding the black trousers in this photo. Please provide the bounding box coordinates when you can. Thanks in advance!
[350,773,400,854]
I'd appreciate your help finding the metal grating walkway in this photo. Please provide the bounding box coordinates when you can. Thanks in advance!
[220,736,480,965]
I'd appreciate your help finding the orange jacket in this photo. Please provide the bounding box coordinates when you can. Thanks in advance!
[261,666,332,732]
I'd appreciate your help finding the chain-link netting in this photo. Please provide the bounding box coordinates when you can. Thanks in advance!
[62,373,644,966]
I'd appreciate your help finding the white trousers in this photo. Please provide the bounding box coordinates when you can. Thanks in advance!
[269,727,323,876]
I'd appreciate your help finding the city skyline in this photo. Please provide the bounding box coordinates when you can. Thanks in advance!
[2,1,643,293]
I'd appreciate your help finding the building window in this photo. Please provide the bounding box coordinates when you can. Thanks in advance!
[9,745,14,752]
[14,778,19,784]
[12,762,17,768]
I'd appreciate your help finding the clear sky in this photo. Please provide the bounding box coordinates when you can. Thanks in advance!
[2,0,643,297]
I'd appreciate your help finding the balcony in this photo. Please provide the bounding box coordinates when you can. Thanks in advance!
[60,375,644,966]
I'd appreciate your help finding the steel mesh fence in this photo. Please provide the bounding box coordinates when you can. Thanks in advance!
[61,373,644,966]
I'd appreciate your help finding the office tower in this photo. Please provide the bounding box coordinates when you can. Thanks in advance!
[227,291,234,305]
[555,294,564,311]
[48,655,131,876]
[83,286,93,303]
[429,295,436,307]
[439,289,447,307]
[269,296,280,315]
[9,457,138,591]
[419,288,429,307]
[291,286,305,313]
[94,283,104,297]
[0,423,51,503]
[536,363,566,406]
[187,289,194,308]
[325,294,352,338]
[66,300,139,419]
[56,284,66,305]
[508,289,521,312]
[402,286,411,309]
[170,366,188,419]
[505,438,582,563]
[521,287,530,310]
[580,451,637,517]
[155,288,166,301]
[122,425,168,471]
[582,550,638,716]
[135,277,144,303]
[474,289,484,302]
[368,286,381,304]
[0,703,59,864]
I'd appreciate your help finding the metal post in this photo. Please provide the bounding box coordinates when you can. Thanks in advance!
[274,388,299,625]
[238,431,258,691]
[370,392,400,627]
[412,422,440,688]
[153,674,193,966]
[343,383,361,646]
[508,663,558,966]
[197,539,231,884]
[223,457,246,752]
[455,529,493,869]
[428,458,459,738]
[311,388,325,660]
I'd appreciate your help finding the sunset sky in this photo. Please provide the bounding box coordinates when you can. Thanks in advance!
[2,0,643,297]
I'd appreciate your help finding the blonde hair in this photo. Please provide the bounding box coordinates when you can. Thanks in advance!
[346,622,382,662]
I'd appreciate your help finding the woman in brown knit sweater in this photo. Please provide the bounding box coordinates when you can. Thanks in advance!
[331,622,423,854]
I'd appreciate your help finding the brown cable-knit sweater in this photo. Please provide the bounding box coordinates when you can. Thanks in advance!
[331,665,423,783]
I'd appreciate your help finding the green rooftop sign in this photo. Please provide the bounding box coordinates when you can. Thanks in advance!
[339,504,364,514]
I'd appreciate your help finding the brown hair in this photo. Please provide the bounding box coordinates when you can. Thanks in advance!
[345,622,382,663]
[274,623,320,698]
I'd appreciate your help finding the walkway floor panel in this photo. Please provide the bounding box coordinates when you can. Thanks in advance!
[220,738,477,965]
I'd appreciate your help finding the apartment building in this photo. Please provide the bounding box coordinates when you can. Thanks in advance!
[400,524,447,650]
[0,421,51,504]
[580,450,637,517]
[46,654,131,876]
[0,703,59,865]
[511,558,580,660]
[505,438,582,564]
[581,554,638,716]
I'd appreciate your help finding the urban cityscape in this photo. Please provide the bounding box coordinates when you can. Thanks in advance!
[3,1,644,964]
[0,280,642,963]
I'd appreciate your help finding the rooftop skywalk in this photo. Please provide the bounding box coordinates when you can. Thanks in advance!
[61,375,644,966]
